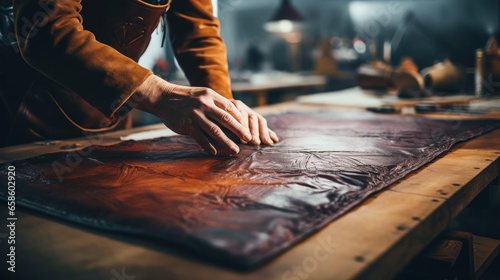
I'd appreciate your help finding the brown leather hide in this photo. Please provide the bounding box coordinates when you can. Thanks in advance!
[2,111,499,268]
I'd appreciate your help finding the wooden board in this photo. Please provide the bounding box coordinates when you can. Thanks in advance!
[297,87,478,109]
[231,75,327,93]
[474,235,500,279]
[400,239,463,279]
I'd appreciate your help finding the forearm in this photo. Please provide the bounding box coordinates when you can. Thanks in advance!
[128,74,176,115]
[167,0,232,99]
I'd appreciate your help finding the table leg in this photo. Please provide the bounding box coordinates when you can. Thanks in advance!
[255,90,268,106]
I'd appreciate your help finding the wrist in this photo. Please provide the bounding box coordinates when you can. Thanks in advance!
[128,74,178,115]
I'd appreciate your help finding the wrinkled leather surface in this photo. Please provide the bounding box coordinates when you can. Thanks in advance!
[2,111,498,268]
[2,0,231,146]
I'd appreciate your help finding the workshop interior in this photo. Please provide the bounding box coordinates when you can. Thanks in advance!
[1,0,500,279]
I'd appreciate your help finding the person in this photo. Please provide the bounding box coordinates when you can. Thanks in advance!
[0,0,278,154]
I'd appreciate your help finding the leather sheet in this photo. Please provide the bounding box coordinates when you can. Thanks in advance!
[2,111,499,268]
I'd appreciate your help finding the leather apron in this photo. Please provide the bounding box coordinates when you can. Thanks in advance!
[2,0,169,147]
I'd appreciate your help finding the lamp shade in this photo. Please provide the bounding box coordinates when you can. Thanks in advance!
[268,0,303,22]
[264,0,305,33]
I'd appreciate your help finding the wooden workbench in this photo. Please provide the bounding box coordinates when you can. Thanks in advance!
[232,75,327,106]
[168,74,327,107]
[0,102,499,280]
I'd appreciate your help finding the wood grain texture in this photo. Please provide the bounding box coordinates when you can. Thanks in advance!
[474,235,500,279]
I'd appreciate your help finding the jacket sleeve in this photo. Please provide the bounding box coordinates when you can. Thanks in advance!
[13,0,153,119]
[167,0,232,99]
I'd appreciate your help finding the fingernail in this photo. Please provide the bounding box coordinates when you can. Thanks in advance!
[243,133,252,142]
[207,146,217,155]
[253,138,261,145]
[231,145,240,154]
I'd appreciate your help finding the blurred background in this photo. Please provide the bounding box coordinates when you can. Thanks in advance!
[135,0,499,125]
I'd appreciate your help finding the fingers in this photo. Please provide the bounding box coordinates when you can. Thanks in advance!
[231,100,250,143]
[242,105,278,146]
[231,100,249,127]
[190,128,217,155]
[201,93,279,148]
[207,106,252,143]
[213,95,245,126]
[154,84,269,155]
[258,116,273,145]
[269,129,280,142]
[209,95,252,143]
[193,110,240,154]
[248,114,261,145]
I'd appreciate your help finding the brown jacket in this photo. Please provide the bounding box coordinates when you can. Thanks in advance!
[2,0,231,146]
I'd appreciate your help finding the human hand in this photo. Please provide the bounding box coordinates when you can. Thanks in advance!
[131,75,252,155]
[230,100,279,145]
